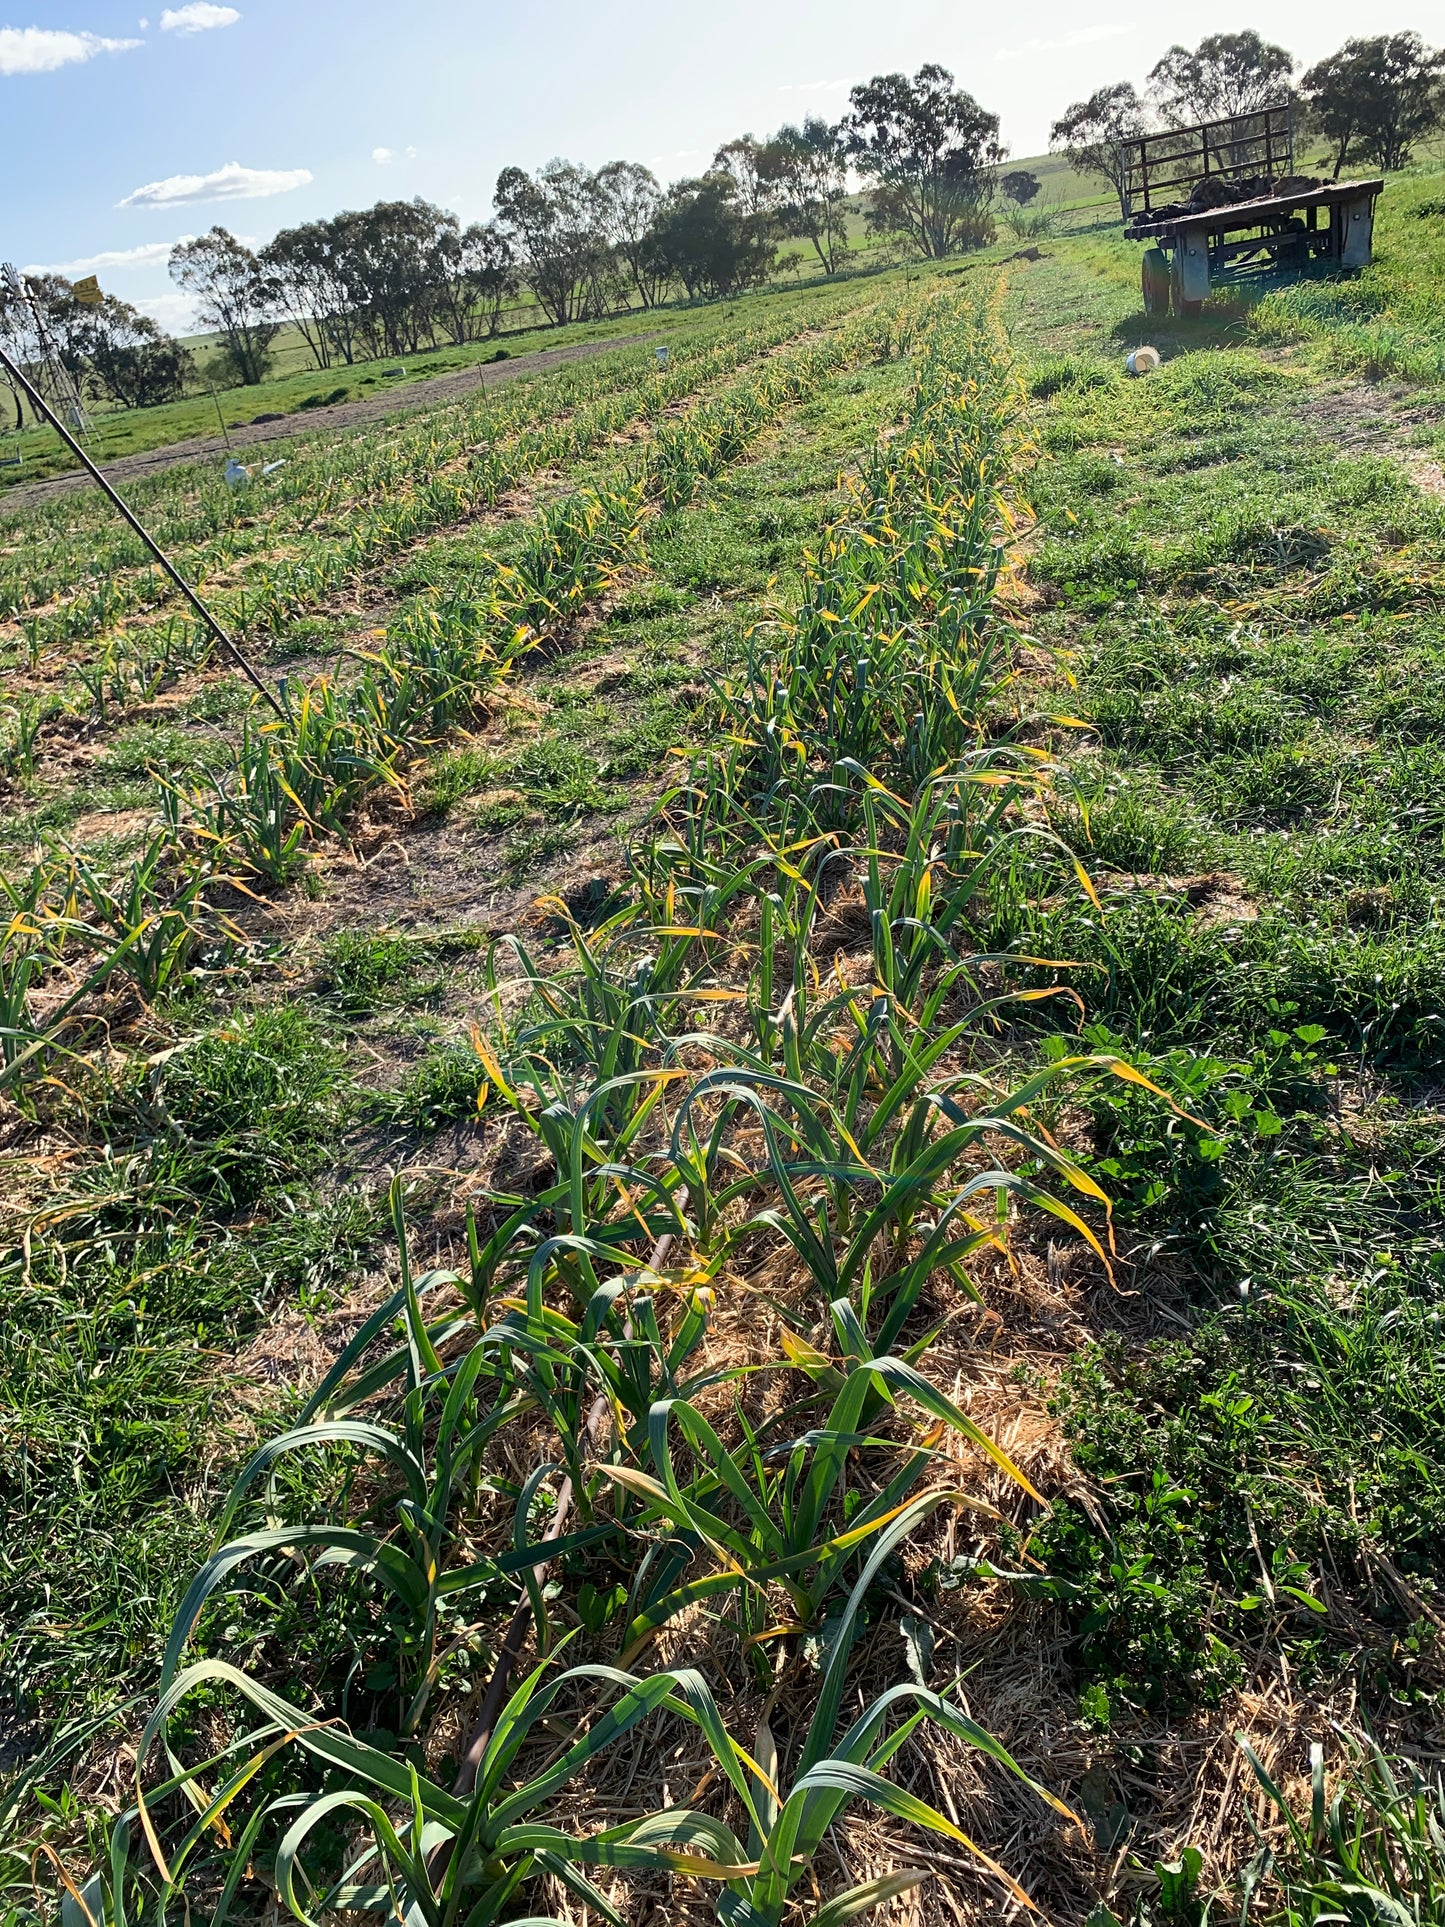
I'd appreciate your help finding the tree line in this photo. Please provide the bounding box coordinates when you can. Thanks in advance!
[1053,29,1445,218]
[4,62,1005,412]
[6,35,1442,422]
[174,63,1009,387]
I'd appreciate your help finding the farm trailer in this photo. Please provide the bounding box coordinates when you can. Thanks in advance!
[1116,106,1384,318]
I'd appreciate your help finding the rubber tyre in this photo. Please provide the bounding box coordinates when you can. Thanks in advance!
[1141,248,1170,316]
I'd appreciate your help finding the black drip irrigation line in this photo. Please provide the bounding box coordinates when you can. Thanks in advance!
[0,340,285,722]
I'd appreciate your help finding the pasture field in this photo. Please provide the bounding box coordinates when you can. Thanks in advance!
[1,202,1444,1927]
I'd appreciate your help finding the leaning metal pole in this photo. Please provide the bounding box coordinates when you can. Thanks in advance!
[0,334,284,722]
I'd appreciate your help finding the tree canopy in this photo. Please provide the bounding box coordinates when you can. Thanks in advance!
[1050,82,1148,220]
[170,228,280,387]
[1148,30,1295,126]
[644,173,775,300]
[1300,33,1445,176]
[763,118,852,276]
[77,295,190,408]
[493,161,615,327]
[844,64,1003,258]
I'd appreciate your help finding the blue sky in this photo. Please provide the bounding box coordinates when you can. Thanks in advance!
[3,0,1430,330]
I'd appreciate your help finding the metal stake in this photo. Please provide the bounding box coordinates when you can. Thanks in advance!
[205,380,233,450]
[0,338,284,721]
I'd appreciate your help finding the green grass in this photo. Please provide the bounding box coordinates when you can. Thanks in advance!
[988,232,1445,1745]
[322,929,445,1012]
[1248,167,1445,382]
[0,1001,378,1714]
[3,231,1445,1927]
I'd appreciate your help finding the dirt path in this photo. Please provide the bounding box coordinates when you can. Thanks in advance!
[1293,377,1445,496]
[3,334,656,510]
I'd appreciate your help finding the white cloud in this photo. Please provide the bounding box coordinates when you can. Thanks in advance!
[646,147,705,173]
[23,237,195,275]
[372,144,416,165]
[995,22,1131,60]
[119,160,312,207]
[0,26,140,75]
[134,290,198,330]
[159,3,239,32]
[778,76,852,94]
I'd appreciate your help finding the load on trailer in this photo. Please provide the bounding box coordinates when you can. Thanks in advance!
[1118,105,1384,317]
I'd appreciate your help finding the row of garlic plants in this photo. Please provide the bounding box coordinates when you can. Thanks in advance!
[0,299,860,824]
[2,344,640,636]
[5,287,866,598]
[1,339,687,781]
[1,290,858,647]
[90,287,1172,1927]
[2,328,672,625]
[0,290,915,1097]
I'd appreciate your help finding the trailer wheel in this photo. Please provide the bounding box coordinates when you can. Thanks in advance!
[1141,248,1171,316]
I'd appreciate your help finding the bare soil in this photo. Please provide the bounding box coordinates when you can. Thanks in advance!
[1294,378,1445,496]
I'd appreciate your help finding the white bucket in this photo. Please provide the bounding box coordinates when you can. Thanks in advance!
[1127,346,1161,376]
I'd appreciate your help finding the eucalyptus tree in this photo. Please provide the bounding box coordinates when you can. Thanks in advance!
[78,295,190,407]
[260,218,358,367]
[712,134,777,217]
[430,220,516,343]
[765,117,852,274]
[493,160,612,325]
[844,64,1003,258]
[1300,33,1445,175]
[595,159,668,306]
[1050,81,1149,220]
[169,228,280,386]
[645,172,776,299]
[1148,29,1295,125]
[332,197,454,359]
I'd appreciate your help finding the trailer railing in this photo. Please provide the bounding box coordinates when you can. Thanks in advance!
[1120,105,1295,222]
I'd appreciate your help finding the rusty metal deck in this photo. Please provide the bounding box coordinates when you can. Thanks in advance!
[1126,178,1386,244]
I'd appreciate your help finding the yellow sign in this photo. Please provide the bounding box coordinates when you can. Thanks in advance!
[72,275,103,307]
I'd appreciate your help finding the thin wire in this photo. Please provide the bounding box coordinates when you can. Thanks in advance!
[0,338,285,721]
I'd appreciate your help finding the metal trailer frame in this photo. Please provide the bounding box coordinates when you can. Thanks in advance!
[1115,108,1384,318]
[1120,104,1298,223]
